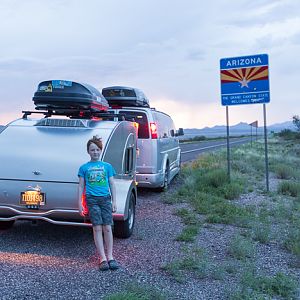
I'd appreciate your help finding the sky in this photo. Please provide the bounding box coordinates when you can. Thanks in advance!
[0,0,299,129]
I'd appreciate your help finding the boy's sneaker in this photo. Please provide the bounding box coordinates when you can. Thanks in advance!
[99,260,109,271]
[108,259,119,270]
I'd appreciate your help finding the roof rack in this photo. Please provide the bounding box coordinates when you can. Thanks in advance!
[22,108,126,120]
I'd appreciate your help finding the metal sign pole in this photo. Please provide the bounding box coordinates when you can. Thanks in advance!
[263,104,269,192]
[226,106,230,181]
[250,125,252,147]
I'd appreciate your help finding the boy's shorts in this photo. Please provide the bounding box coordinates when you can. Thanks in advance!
[86,195,113,226]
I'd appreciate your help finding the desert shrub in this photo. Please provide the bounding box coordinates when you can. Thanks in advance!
[285,226,300,257]
[278,181,300,197]
[251,222,271,244]
[228,235,256,260]
[272,163,294,179]
[223,182,244,200]
[202,168,228,188]
[277,129,300,140]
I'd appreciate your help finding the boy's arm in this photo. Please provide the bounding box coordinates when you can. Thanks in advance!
[109,176,117,213]
[78,177,85,216]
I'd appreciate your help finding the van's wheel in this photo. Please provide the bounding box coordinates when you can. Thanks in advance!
[114,192,135,238]
[0,220,15,230]
[157,163,169,192]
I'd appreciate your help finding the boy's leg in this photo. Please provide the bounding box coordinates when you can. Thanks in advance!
[103,225,113,260]
[93,225,107,262]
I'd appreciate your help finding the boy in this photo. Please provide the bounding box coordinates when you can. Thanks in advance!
[78,135,119,271]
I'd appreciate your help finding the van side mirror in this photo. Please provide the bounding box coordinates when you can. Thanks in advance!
[170,129,175,137]
[176,128,184,136]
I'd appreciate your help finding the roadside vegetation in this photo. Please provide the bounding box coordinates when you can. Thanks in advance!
[179,134,249,143]
[162,129,300,299]
[106,127,300,300]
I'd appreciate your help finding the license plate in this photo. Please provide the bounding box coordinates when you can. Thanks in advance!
[20,191,46,209]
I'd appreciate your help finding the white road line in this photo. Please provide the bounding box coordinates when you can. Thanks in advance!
[181,139,249,154]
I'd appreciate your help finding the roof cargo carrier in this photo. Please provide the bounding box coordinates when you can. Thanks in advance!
[33,80,109,113]
[102,86,150,108]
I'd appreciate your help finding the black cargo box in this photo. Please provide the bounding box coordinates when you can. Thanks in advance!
[33,80,109,112]
[102,86,150,107]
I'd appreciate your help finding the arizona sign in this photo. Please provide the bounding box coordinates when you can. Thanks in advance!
[220,54,270,106]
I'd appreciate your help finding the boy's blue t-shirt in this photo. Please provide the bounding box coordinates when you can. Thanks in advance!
[78,161,116,196]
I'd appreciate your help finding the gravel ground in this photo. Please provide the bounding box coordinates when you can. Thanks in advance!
[1,178,300,299]
[0,185,191,300]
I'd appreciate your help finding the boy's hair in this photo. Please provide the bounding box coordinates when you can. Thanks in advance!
[87,135,103,152]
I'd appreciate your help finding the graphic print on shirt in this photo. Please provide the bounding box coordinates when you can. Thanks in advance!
[87,166,107,187]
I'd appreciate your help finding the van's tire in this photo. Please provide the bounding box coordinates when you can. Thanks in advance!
[157,163,169,192]
[113,192,136,238]
[0,220,15,230]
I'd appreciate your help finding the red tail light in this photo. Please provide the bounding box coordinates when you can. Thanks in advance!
[150,122,158,139]
[133,122,139,135]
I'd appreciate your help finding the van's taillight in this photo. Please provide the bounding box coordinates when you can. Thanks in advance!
[150,122,158,139]
[133,122,139,135]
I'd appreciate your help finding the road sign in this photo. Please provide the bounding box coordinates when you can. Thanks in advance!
[220,54,270,106]
[249,120,258,127]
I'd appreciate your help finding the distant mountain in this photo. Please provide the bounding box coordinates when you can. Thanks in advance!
[0,121,295,138]
[182,121,295,138]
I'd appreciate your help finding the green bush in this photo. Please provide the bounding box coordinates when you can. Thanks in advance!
[176,225,199,242]
[285,226,300,257]
[272,163,294,179]
[278,181,300,197]
[277,129,300,140]
[175,208,198,225]
[251,222,271,244]
[190,192,253,226]
[257,272,298,299]
[240,271,298,299]
[228,235,256,260]
[203,169,228,188]
[223,182,244,200]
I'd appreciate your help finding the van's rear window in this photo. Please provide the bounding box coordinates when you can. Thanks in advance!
[119,111,149,139]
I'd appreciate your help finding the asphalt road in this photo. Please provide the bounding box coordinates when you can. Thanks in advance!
[180,137,251,162]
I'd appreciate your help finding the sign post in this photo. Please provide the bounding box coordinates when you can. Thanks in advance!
[220,54,270,191]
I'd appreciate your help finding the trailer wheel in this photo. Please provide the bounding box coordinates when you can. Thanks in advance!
[114,192,135,238]
[0,220,15,230]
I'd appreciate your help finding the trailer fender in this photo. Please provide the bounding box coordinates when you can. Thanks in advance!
[113,178,136,221]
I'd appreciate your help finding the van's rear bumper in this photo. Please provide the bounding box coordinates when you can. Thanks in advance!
[136,173,164,188]
[0,205,125,227]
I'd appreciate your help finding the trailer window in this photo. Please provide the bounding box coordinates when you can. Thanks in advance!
[119,111,149,139]
[124,147,134,174]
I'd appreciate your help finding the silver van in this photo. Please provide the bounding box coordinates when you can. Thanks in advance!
[103,86,183,191]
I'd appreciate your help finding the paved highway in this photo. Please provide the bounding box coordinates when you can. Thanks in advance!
[180,137,251,162]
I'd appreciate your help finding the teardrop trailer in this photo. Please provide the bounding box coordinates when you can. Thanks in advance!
[0,80,137,238]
